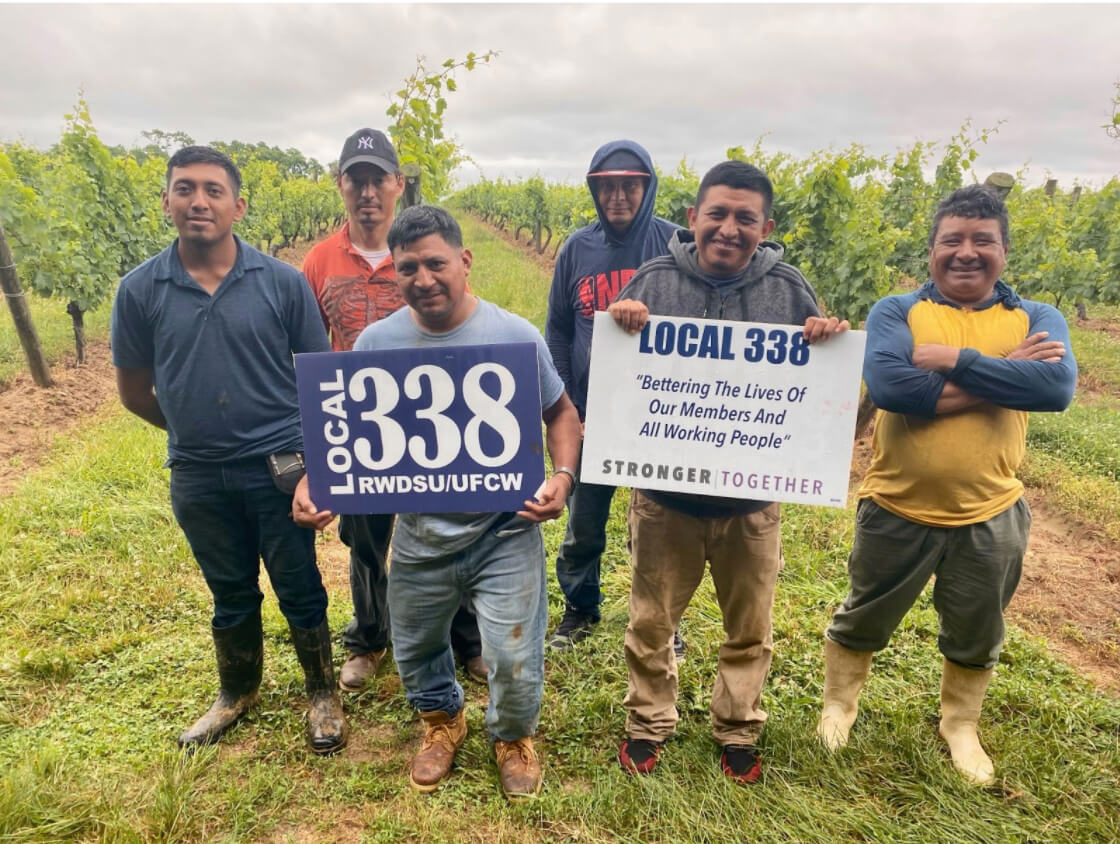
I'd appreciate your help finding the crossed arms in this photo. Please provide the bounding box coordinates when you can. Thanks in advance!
[863,296,1077,418]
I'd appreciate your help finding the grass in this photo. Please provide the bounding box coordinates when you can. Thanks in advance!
[2,216,1120,840]
[1019,448,1120,543]
[0,292,112,387]
[458,214,550,333]
[2,409,1120,842]
[1027,400,1120,482]
[1069,323,1120,396]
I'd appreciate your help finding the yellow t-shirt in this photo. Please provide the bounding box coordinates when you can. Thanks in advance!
[861,294,1037,527]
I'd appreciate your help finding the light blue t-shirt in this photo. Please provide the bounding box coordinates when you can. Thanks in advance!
[353,298,565,562]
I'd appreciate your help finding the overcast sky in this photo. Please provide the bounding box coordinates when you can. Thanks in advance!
[2,3,1118,192]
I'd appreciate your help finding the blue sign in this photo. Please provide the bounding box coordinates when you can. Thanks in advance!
[295,343,545,514]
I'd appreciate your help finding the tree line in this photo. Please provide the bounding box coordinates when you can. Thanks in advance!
[0,99,344,372]
[0,52,496,383]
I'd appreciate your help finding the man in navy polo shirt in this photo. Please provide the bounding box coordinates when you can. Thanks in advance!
[111,145,348,754]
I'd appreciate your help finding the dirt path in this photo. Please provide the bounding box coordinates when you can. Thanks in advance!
[1013,494,1120,693]
[1,226,1117,693]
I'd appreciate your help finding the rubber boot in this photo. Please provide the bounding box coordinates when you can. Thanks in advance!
[178,610,263,747]
[289,619,349,755]
[816,637,873,751]
[938,659,995,785]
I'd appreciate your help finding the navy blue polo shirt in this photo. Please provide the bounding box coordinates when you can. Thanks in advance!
[111,237,330,462]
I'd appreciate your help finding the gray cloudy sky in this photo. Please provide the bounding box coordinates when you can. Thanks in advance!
[2,3,1119,190]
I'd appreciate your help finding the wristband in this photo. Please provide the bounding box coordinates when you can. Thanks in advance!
[552,466,577,487]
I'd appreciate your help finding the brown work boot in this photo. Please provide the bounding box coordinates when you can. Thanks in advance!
[409,709,467,793]
[494,736,542,801]
[339,649,386,692]
[464,655,488,684]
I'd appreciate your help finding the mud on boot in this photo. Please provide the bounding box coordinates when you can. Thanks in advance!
[178,610,263,748]
[289,619,349,755]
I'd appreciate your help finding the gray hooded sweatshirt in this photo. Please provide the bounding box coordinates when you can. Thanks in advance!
[615,229,822,517]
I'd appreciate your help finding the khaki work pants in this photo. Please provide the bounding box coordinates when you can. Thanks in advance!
[623,491,782,745]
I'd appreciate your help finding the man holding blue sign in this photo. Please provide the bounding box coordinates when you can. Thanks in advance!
[293,206,581,801]
[606,160,847,785]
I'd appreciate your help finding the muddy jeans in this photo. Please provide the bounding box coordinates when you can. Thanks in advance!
[387,521,548,741]
[624,491,782,746]
[827,497,1030,670]
[339,512,483,660]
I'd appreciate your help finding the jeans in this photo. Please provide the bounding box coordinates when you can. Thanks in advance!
[388,520,547,741]
[169,457,327,630]
[338,513,482,659]
[554,480,618,619]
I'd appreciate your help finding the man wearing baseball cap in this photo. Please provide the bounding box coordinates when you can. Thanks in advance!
[301,129,485,692]
[545,140,682,651]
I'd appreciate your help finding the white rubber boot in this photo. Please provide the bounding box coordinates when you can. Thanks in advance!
[816,638,873,751]
[938,659,995,785]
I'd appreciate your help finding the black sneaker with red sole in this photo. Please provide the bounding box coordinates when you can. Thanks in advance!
[618,738,663,775]
[720,744,762,784]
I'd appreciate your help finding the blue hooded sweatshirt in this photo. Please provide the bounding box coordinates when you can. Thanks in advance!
[545,140,682,418]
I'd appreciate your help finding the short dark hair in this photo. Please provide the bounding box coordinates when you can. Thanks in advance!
[388,205,463,252]
[166,146,242,196]
[695,160,774,217]
[928,185,1010,249]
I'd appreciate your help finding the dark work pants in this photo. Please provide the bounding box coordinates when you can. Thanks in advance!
[555,479,618,619]
[339,513,393,655]
[338,512,481,660]
[827,497,1030,670]
[169,458,327,630]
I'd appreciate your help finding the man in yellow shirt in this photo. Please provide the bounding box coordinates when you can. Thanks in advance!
[817,185,1077,785]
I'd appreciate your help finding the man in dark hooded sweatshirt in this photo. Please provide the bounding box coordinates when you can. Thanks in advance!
[606,160,847,784]
[545,140,681,650]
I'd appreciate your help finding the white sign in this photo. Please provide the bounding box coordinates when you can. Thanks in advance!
[581,313,867,508]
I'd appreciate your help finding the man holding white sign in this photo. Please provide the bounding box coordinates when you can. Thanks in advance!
[293,206,581,801]
[604,160,848,785]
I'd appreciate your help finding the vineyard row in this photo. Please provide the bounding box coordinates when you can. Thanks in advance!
[453,130,1120,322]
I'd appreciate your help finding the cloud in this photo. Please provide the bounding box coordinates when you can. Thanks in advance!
[2,4,1117,188]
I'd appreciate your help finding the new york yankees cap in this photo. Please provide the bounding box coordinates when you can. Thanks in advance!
[339,128,399,175]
